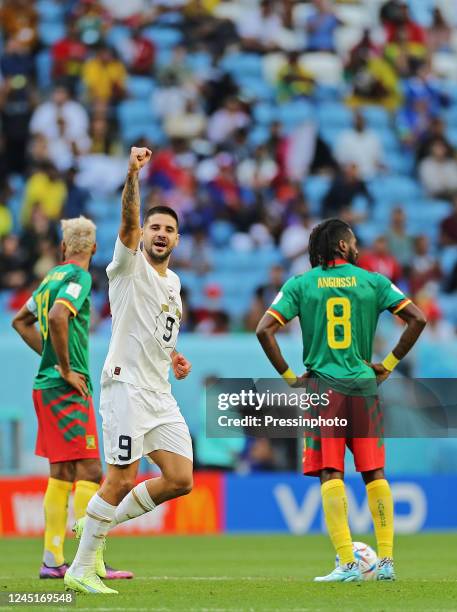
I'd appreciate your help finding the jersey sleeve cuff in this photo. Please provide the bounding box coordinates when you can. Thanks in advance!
[267,308,287,326]
[55,298,78,317]
[391,298,411,315]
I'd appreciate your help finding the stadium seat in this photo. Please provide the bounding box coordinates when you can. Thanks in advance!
[278,100,314,126]
[142,27,182,48]
[334,26,365,59]
[36,50,53,90]
[248,125,270,147]
[127,76,156,100]
[361,106,391,129]
[38,21,65,46]
[237,78,274,101]
[369,175,423,203]
[432,52,457,81]
[118,100,154,125]
[253,103,277,125]
[262,52,287,84]
[317,102,352,128]
[221,52,263,79]
[303,176,331,216]
[37,0,64,21]
[105,25,131,50]
[300,53,343,86]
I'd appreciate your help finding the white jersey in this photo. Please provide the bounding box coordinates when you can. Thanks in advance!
[101,237,182,393]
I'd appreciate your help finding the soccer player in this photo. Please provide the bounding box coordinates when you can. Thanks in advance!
[65,147,193,594]
[12,217,131,580]
[256,218,426,582]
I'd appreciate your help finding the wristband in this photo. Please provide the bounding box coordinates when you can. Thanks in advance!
[281,367,297,385]
[381,352,400,372]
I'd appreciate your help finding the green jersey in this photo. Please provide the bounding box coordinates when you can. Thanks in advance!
[26,261,93,391]
[267,260,410,392]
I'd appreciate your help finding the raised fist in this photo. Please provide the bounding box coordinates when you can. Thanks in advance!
[129,146,152,173]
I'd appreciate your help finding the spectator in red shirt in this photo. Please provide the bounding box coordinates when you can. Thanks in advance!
[52,21,88,92]
[120,26,155,76]
[384,1,426,46]
[358,235,402,283]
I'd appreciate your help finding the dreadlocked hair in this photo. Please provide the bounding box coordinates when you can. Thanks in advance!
[308,218,352,270]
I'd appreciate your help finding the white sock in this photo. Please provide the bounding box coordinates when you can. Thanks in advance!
[69,494,117,578]
[113,481,156,526]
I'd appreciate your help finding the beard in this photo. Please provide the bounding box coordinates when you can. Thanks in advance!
[144,243,174,263]
[346,248,358,265]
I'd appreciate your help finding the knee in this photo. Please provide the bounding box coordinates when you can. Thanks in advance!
[166,473,193,498]
[51,462,75,482]
[362,468,385,485]
[78,462,103,484]
[105,473,136,500]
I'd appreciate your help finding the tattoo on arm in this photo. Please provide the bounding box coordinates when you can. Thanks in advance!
[121,171,140,230]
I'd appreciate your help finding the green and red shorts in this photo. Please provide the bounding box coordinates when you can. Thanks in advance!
[32,383,99,463]
[302,390,385,476]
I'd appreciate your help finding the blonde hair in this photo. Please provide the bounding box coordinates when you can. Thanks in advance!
[61,216,96,255]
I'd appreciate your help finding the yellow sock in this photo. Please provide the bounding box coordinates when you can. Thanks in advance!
[43,478,72,566]
[74,480,100,520]
[321,479,355,565]
[366,479,394,559]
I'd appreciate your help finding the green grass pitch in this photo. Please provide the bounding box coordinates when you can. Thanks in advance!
[1,534,457,611]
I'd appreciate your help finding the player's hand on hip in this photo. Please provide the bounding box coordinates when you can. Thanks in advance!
[290,371,310,388]
[172,353,192,380]
[129,146,152,173]
[54,365,89,397]
[366,362,391,385]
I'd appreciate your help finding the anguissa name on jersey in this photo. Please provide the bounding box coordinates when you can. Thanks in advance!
[317,276,358,288]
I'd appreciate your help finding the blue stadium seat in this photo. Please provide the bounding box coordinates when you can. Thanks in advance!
[36,50,53,90]
[38,21,65,46]
[127,76,156,100]
[369,175,423,203]
[317,102,352,128]
[118,100,154,125]
[361,106,391,129]
[105,25,131,50]
[278,100,314,126]
[209,221,235,248]
[253,103,276,124]
[248,125,270,147]
[303,176,331,215]
[237,78,274,101]
[37,0,65,21]
[220,53,263,79]
[143,27,182,48]
[187,52,212,76]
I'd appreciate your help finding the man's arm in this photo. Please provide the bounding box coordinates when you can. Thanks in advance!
[12,304,42,355]
[368,302,427,383]
[48,303,88,397]
[119,146,152,249]
[256,314,305,385]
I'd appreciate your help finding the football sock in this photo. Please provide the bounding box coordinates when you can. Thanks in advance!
[321,479,355,565]
[74,480,100,521]
[69,493,116,578]
[43,478,72,567]
[113,481,156,525]
[366,479,394,559]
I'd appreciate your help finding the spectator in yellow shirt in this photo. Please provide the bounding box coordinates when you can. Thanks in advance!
[21,162,67,226]
[82,45,127,104]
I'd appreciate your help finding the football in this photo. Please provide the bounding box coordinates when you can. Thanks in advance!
[336,541,378,581]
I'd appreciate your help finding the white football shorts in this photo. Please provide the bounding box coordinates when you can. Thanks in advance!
[100,379,193,465]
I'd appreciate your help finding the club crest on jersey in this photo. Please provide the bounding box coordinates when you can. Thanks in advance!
[86,435,96,450]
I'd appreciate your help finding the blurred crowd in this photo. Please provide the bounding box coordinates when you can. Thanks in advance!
[1,0,457,348]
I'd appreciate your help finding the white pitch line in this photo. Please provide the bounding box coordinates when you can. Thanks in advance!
[131,576,299,581]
